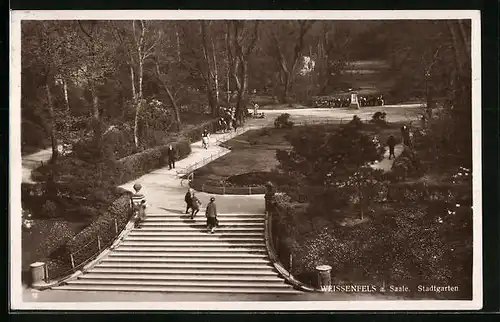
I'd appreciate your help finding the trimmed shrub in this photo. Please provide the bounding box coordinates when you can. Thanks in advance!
[115,139,191,184]
[274,113,294,129]
[41,200,58,218]
[64,193,132,268]
[391,147,425,181]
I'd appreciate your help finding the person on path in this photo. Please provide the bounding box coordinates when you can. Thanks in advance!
[167,145,176,170]
[184,188,193,214]
[190,192,201,219]
[387,135,397,160]
[202,129,209,149]
[401,125,410,146]
[205,196,218,234]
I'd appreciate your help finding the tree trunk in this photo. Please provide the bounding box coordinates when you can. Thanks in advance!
[281,72,291,103]
[63,78,70,112]
[90,83,102,149]
[212,39,220,110]
[175,26,181,63]
[45,82,58,163]
[133,100,141,148]
[134,59,144,148]
[155,61,182,131]
[130,65,137,101]
[226,33,231,105]
[201,21,218,116]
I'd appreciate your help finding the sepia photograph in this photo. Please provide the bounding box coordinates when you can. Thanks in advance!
[10,10,482,310]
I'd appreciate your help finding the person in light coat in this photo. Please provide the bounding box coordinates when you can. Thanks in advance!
[205,196,218,234]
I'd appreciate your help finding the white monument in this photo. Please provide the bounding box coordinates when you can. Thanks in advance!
[350,93,360,109]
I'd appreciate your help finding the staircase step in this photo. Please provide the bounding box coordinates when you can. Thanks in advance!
[97,262,274,270]
[67,279,291,288]
[139,222,264,227]
[128,231,264,237]
[109,251,268,259]
[142,217,263,223]
[119,241,266,247]
[135,227,263,232]
[102,257,270,264]
[146,213,265,218]
[78,273,281,282]
[54,284,301,294]
[115,246,267,253]
[125,236,263,242]
[90,267,279,276]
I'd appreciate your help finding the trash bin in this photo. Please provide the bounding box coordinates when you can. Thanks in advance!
[30,262,46,287]
[316,265,332,292]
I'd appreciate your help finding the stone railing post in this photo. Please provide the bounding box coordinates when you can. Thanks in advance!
[30,262,46,288]
[316,265,333,292]
[264,182,276,212]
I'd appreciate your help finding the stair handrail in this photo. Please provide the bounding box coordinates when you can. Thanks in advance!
[43,199,134,284]
[264,210,317,292]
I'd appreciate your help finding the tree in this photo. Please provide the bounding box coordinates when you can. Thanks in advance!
[226,20,260,125]
[128,20,163,148]
[75,21,117,151]
[266,21,314,103]
[21,21,78,163]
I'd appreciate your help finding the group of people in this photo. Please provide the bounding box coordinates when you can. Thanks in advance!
[385,124,414,160]
[217,106,237,133]
[184,188,219,234]
[314,95,385,108]
[131,184,219,234]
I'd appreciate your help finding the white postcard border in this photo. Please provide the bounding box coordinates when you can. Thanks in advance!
[10,9,482,311]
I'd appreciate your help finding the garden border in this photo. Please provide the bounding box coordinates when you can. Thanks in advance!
[264,210,317,292]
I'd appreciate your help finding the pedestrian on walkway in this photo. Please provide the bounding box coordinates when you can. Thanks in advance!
[205,196,218,234]
[202,129,210,149]
[387,135,397,160]
[184,188,193,214]
[167,145,176,169]
[190,192,201,219]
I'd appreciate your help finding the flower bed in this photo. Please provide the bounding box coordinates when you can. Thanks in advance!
[190,179,266,195]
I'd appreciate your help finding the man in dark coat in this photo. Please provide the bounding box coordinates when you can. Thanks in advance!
[184,188,193,214]
[190,192,201,219]
[205,196,218,234]
[387,135,397,160]
[167,145,176,169]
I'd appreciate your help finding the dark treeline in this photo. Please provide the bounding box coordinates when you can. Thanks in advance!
[21,19,471,161]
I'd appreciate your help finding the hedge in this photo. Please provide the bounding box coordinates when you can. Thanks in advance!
[43,192,133,280]
[190,179,266,195]
[115,139,191,184]
[387,181,472,203]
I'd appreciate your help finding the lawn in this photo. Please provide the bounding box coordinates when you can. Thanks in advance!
[193,127,294,185]
[193,120,405,188]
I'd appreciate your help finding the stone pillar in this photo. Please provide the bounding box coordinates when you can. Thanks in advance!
[349,93,360,109]
[264,182,276,212]
[316,265,332,292]
[30,262,46,287]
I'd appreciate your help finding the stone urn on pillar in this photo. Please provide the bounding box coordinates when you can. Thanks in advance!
[264,181,276,212]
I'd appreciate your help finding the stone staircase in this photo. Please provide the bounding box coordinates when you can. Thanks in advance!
[54,212,301,294]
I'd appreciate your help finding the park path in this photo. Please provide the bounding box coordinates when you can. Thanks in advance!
[22,147,56,184]
[118,118,269,214]
[370,144,404,172]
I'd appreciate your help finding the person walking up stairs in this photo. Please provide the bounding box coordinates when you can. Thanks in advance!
[205,197,218,234]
